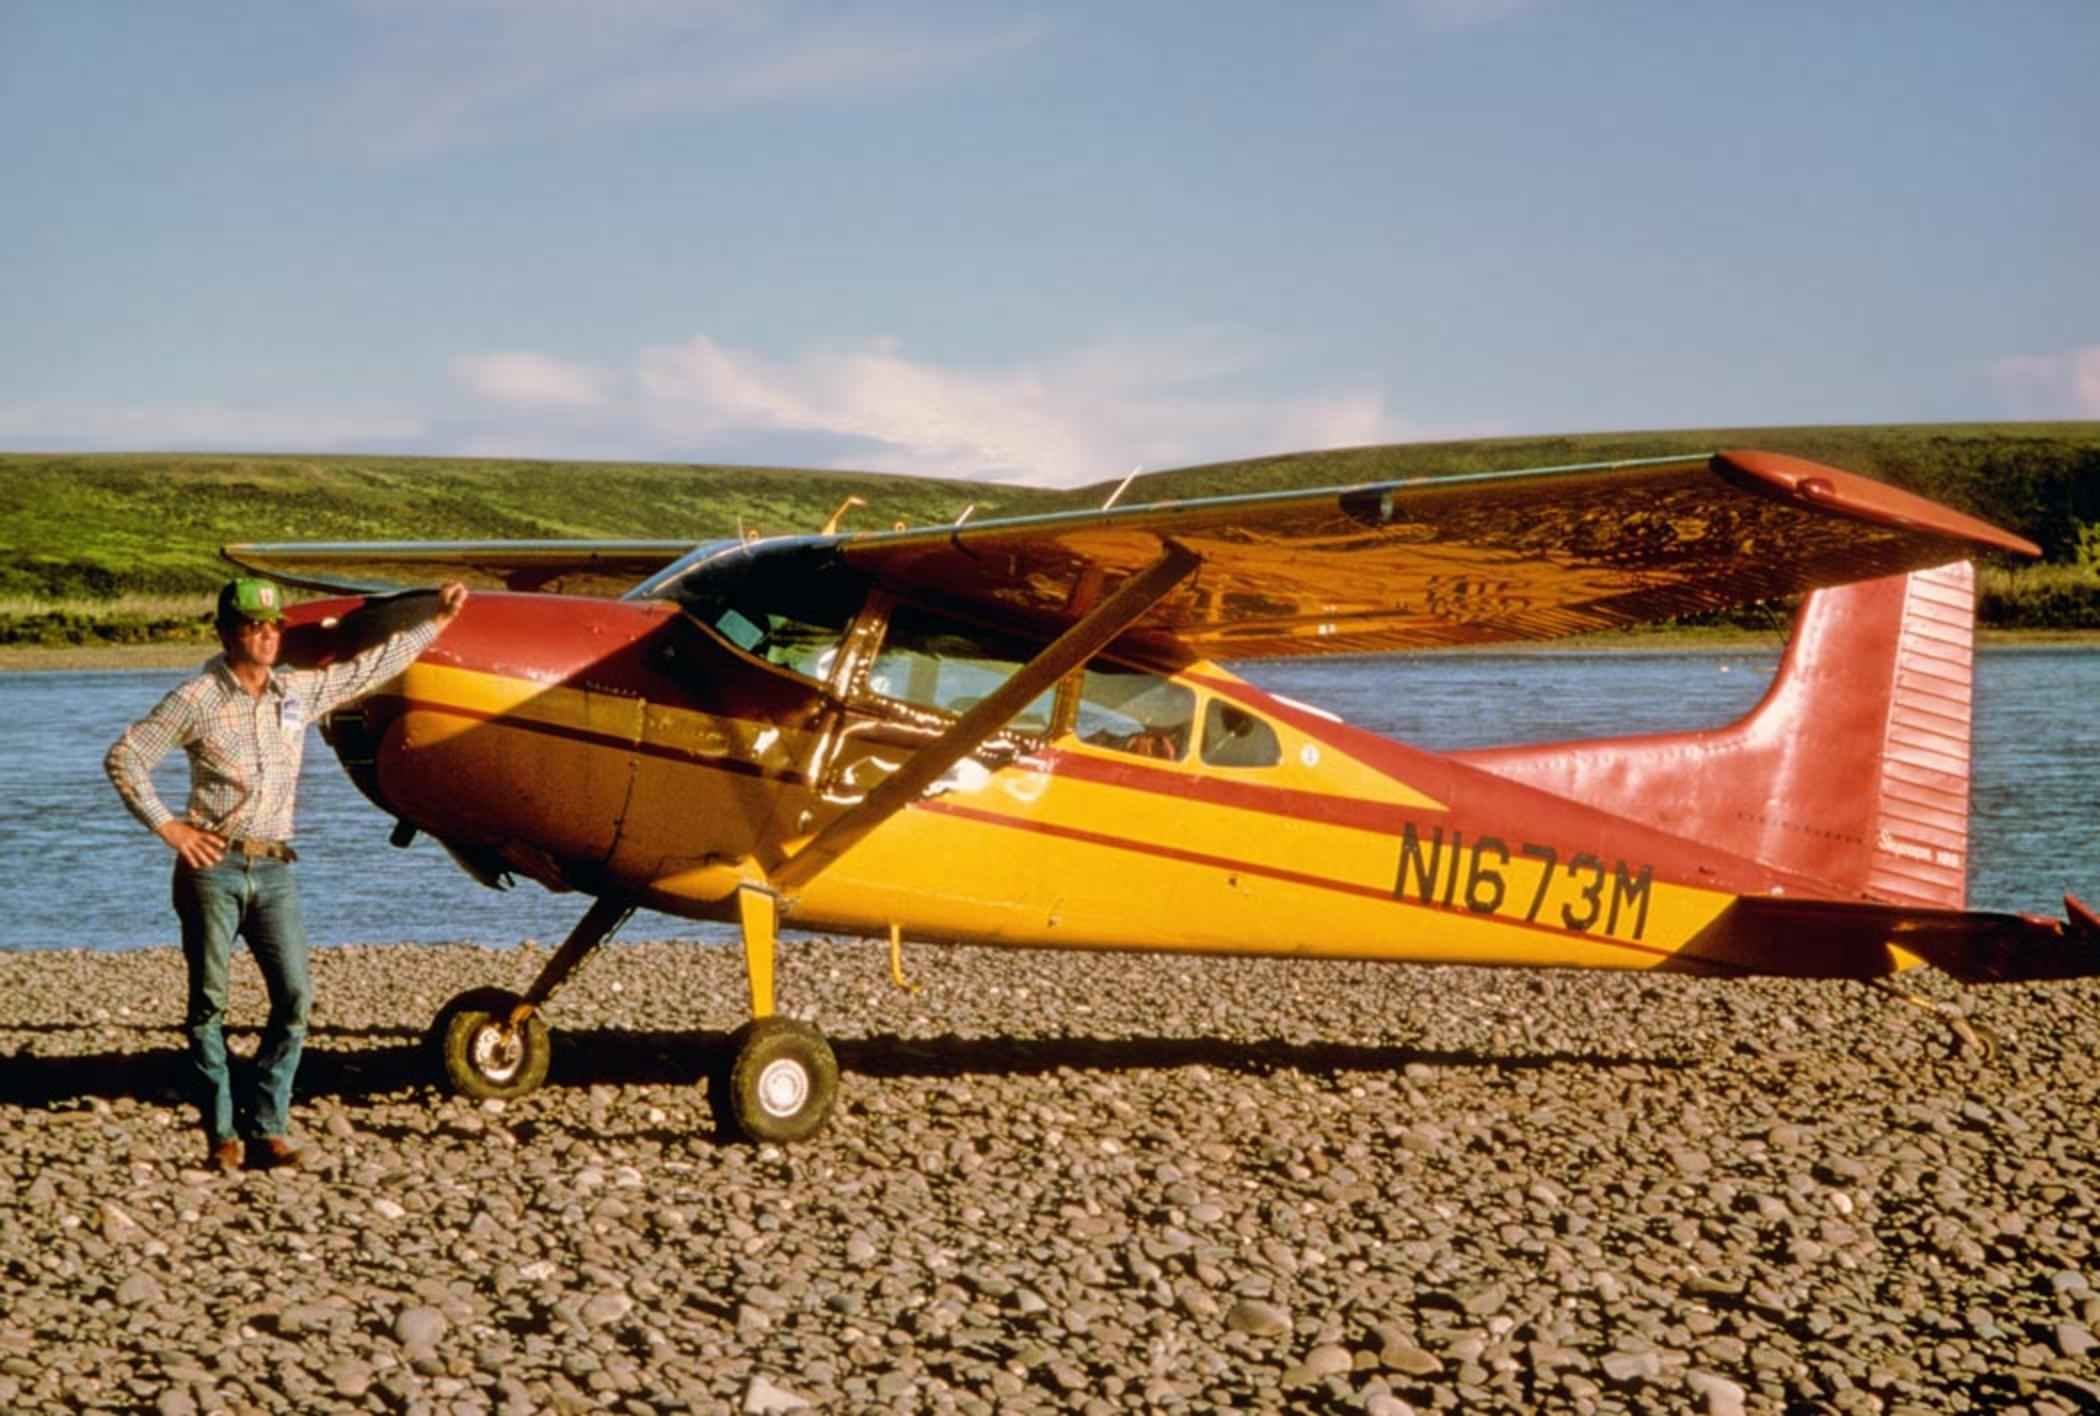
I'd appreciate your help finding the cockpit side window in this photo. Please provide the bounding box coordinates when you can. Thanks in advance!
[1077,663,1195,762]
[865,605,1056,733]
[1201,699,1282,768]
[684,583,860,685]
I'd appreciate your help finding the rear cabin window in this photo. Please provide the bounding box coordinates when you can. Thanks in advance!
[1077,664,1195,762]
[867,606,1056,733]
[1201,700,1282,768]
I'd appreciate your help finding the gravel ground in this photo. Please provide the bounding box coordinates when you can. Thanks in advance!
[3,938,2098,1415]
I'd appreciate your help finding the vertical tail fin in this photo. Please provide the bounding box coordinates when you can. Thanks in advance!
[1792,560,1975,908]
[1454,561,1976,905]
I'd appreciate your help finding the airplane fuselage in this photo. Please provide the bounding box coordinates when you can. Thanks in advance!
[291,591,1905,982]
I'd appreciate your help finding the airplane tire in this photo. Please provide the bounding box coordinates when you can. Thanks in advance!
[717,1016,838,1143]
[433,988,551,1101]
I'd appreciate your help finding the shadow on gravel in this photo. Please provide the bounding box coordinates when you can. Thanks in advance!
[831,1032,1685,1080]
[0,1026,1681,1109]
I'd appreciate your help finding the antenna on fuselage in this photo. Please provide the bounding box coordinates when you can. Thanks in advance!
[1101,466,1143,511]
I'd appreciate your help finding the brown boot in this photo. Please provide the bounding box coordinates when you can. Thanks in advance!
[207,1137,243,1174]
[252,1137,303,1172]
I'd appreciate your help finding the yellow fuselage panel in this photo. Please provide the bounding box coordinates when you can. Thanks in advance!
[772,773,1739,970]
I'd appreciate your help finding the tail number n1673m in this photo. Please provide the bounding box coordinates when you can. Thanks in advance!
[1393,824,1654,941]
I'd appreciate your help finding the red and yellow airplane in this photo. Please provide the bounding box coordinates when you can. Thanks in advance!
[226,449,2099,1142]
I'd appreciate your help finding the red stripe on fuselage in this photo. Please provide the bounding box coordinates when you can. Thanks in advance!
[1034,748,1442,832]
[912,798,1727,968]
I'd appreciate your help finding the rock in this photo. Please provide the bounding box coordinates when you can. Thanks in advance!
[99,1203,150,1245]
[1298,1343,1352,1378]
[1600,1350,1662,1384]
[2055,1322,2096,1358]
[114,1273,163,1306]
[1460,1282,1509,1317]
[392,1306,448,1348]
[1225,1299,1292,1337]
[326,1360,374,1398]
[1685,1369,1747,1416]
[743,1374,812,1412]
[581,1292,634,1327]
[1380,1342,1443,1377]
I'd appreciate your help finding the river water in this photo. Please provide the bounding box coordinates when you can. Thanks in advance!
[6,651,2094,953]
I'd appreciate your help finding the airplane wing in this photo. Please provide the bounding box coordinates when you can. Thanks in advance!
[220,539,703,597]
[734,449,2038,659]
[226,449,2037,659]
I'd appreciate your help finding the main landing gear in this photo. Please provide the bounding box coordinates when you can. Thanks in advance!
[705,884,839,1142]
[425,885,843,1142]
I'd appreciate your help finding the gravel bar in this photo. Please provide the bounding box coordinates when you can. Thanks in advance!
[3,938,2098,1414]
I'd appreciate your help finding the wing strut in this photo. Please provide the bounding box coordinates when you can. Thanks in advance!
[769,541,1200,894]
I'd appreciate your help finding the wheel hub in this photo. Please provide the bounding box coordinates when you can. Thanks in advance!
[755,1058,810,1118]
[470,1022,524,1083]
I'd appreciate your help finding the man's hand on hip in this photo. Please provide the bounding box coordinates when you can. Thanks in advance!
[158,821,227,870]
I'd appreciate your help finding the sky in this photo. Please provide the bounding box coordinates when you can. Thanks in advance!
[3,1,2095,487]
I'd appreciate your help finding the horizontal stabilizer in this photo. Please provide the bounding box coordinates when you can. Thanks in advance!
[1715,895,2100,984]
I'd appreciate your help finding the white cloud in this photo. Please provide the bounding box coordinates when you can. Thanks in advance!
[450,351,610,408]
[1991,346,2100,419]
[1,337,1496,479]
[333,1,1047,156]
[622,331,1490,485]
[0,401,426,452]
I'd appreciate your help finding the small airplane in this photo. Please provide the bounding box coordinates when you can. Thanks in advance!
[225,448,2099,1142]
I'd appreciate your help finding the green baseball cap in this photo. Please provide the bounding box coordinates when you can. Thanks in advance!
[216,577,284,624]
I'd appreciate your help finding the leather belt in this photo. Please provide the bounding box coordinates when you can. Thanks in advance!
[227,838,298,862]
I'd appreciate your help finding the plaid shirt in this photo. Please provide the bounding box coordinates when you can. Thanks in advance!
[106,619,444,841]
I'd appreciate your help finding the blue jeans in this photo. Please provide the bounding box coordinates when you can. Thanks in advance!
[171,856,311,1140]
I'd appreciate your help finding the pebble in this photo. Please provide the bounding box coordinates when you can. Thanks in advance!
[114,1272,163,1306]
[1686,1369,1747,1416]
[743,1374,812,1412]
[392,1306,448,1348]
[1225,1299,1293,1337]
[581,1291,634,1326]
[0,938,2094,1412]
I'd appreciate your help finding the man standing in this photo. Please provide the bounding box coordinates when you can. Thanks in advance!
[106,577,468,1173]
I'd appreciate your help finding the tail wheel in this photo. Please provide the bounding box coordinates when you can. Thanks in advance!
[432,987,551,1101]
[717,1016,838,1143]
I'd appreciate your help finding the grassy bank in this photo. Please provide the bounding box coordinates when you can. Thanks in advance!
[6,422,2097,647]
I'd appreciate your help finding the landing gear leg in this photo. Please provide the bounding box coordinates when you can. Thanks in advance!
[431,895,635,1099]
[711,885,839,1142]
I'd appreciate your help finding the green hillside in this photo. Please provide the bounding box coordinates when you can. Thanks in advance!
[5,422,2097,647]
[0,452,1055,599]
